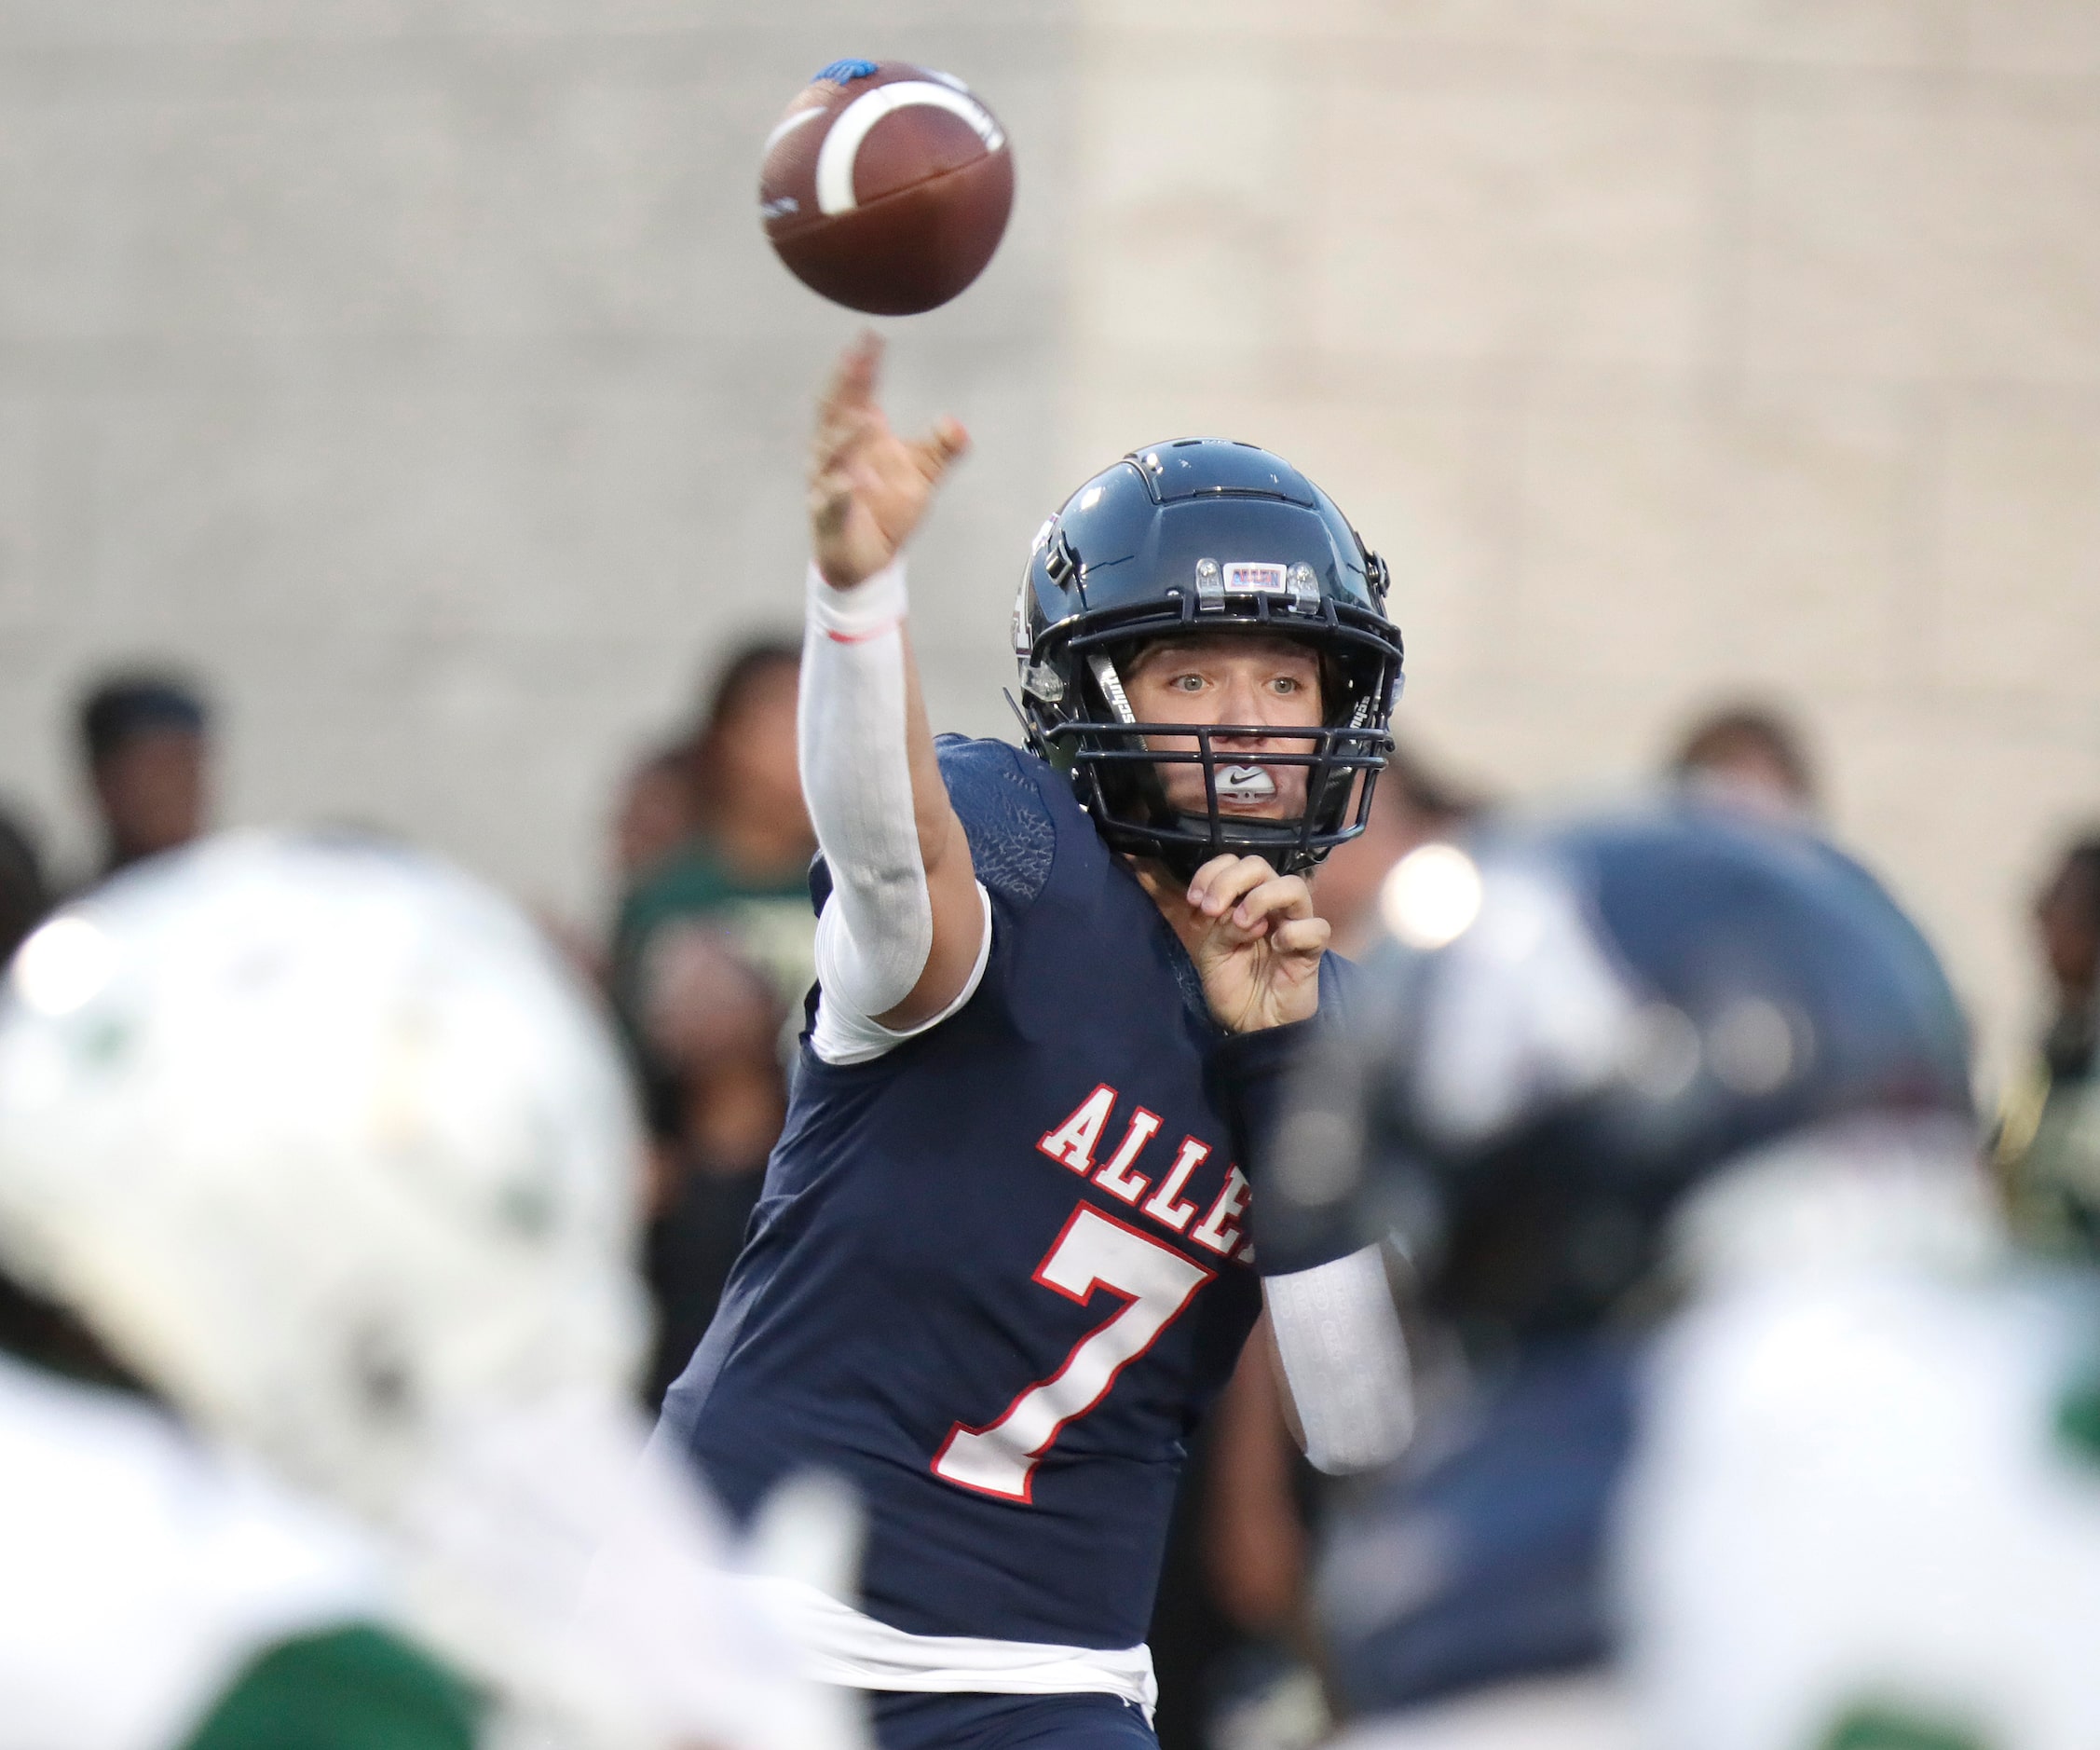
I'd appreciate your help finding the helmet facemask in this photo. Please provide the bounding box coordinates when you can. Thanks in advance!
[1062,632,1394,879]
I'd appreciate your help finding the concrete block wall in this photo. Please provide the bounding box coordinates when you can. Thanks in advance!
[0,0,2093,1082]
[0,1,1074,917]
[1063,0,2100,1083]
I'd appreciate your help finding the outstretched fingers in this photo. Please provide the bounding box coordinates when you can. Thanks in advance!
[806,330,965,584]
[911,415,970,486]
[820,330,882,422]
[811,331,884,475]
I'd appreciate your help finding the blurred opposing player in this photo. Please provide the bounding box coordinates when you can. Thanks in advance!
[0,833,852,1750]
[656,335,1412,1750]
[1623,1082,2100,1732]
[1254,802,2018,1748]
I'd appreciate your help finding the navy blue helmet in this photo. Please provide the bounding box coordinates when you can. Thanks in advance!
[1011,439,1404,877]
[1264,801,1975,1348]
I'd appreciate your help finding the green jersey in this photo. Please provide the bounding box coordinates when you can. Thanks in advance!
[612,840,816,1027]
[0,1353,480,1750]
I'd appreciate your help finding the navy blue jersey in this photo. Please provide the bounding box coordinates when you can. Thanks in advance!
[660,735,1350,1650]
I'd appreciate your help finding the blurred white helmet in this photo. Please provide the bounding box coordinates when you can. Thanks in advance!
[0,832,861,1750]
[0,831,647,1516]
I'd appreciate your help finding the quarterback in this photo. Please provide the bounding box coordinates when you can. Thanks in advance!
[657,335,1413,1750]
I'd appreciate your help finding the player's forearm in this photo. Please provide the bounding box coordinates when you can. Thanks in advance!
[801,558,978,1028]
[1261,1252,1413,1473]
[893,638,987,1024]
[1220,1019,1415,1473]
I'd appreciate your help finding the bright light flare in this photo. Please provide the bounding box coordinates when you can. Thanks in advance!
[10,916,116,1017]
[1380,843,1483,951]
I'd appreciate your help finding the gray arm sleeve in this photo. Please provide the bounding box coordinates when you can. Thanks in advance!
[799,558,992,1065]
[1261,1244,1414,1475]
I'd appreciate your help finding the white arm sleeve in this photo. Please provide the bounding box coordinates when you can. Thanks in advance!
[1262,1245,1414,1475]
[799,558,991,1067]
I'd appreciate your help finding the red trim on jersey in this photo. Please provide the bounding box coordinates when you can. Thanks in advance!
[930,1199,1215,1505]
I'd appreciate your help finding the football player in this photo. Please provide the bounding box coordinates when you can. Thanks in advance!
[655,335,1414,1750]
[0,834,852,1750]
[1254,804,2100,1749]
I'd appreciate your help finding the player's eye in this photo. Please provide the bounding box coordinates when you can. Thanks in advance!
[1271,676,1302,693]
[1171,673,1206,692]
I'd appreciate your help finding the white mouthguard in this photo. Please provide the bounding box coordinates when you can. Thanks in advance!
[1217,764,1277,800]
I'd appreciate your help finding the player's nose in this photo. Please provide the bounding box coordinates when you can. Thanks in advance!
[1218,679,1302,752]
[1215,667,1269,729]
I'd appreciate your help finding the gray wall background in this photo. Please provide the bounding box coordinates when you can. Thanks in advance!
[0,1,1071,917]
[3,0,2097,1084]
[1062,0,2100,1087]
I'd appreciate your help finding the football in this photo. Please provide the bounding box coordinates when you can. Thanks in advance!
[758,59,1015,317]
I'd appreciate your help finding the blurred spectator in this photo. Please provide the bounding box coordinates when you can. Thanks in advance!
[613,641,815,1034]
[1203,1346,1307,1646]
[1149,1421,1244,1750]
[77,671,212,881]
[0,807,48,967]
[1203,1347,1332,1750]
[635,923,788,1410]
[2032,836,2100,1077]
[1667,701,1817,821]
[1996,833,2100,1251]
[1152,1342,1330,1750]
[1316,742,1483,958]
[614,741,702,890]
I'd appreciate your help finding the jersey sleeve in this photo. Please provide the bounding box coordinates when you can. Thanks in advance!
[804,737,1060,922]
[805,737,1057,1063]
[933,734,1059,912]
[1222,951,1362,1275]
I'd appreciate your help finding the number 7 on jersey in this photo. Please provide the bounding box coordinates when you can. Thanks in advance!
[934,1203,1213,1503]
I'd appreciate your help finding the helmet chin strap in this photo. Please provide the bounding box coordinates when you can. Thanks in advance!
[1172,811,1301,844]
